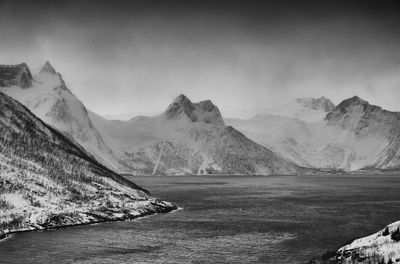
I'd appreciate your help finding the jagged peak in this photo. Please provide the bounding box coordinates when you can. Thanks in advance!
[165,94,195,119]
[40,61,57,74]
[0,63,33,88]
[172,94,192,104]
[337,96,369,109]
[197,99,215,110]
[165,94,224,125]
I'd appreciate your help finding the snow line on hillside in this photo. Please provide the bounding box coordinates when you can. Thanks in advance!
[0,199,178,242]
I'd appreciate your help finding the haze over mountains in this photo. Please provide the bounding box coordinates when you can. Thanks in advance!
[228,96,400,171]
[1,62,400,175]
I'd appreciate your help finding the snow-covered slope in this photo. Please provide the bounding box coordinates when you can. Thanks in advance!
[227,96,400,171]
[89,94,304,175]
[312,221,400,264]
[0,91,176,237]
[0,62,124,172]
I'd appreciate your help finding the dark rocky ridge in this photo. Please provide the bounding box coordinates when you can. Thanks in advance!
[0,63,33,88]
[165,94,225,125]
[40,61,57,74]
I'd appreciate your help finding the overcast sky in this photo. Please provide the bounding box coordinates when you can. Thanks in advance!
[1,0,400,118]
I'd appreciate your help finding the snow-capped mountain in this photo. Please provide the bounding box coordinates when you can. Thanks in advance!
[227,96,400,172]
[325,96,400,170]
[0,91,176,236]
[0,63,304,176]
[0,62,124,172]
[89,94,304,175]
[312,220,400,264]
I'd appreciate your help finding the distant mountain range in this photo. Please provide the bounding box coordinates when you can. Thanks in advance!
[89,94,303,175]
[228,96,400,172]
[2,62,400,174]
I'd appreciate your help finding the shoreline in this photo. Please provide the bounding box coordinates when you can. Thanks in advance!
[0,201,178,242]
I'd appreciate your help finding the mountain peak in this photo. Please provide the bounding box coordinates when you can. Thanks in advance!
[165,94,195,119]
[348,95,366,104]
[0,63,33,88]
[165,94,224,125]
[40,61,57,74]
[325,95,375,129]
[336,96,369,110]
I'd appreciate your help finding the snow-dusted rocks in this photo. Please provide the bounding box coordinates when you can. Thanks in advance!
[0,63,33,88]
[0,91,176,237]
[40,61,57,74]
[311,221,400,264]
[165,94,225,125]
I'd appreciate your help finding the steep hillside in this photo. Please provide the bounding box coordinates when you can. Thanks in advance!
[89,94,304,175]
[0,91,176,237]
[0,62,125,172]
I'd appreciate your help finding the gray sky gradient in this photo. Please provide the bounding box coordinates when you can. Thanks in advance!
[1,0,400,118]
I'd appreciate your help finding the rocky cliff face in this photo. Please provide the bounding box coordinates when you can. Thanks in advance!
[0,91,175,236]
[0,63,33,88]
[165,94,225,125]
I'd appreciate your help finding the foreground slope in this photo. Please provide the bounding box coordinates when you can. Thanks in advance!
[90,94,304,175]
[0,91,175,237]
[311,221,400,264]
[0,62,125,172]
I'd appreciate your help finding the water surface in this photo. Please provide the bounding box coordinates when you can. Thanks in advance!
[1,175,400,263]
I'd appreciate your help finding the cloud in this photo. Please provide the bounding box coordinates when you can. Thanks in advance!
[0,0,399,117]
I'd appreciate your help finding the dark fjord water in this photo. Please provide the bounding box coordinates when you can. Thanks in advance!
[1,175,400,264]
